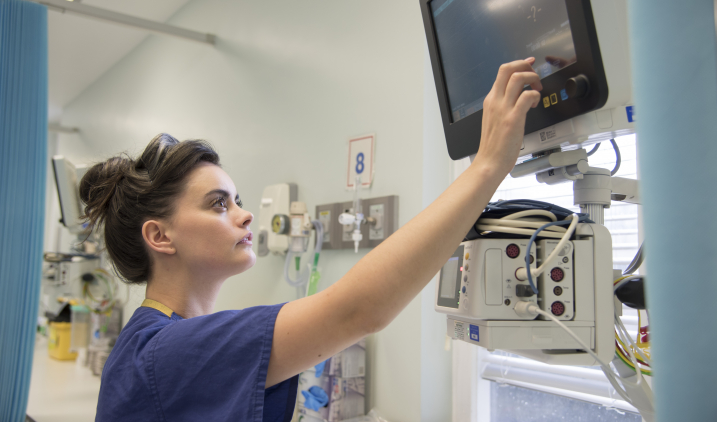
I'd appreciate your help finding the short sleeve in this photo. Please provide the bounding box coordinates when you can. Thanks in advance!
[147,303,295,422]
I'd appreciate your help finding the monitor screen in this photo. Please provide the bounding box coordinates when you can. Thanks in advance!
[430,0,577,122]
[440,257,460,299]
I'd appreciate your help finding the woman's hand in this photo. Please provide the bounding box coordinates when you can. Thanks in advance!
[475,58,543,176]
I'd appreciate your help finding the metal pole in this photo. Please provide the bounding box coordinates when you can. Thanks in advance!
[26,0,215,45]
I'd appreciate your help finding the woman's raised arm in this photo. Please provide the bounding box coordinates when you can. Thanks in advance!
[266,59,542,388]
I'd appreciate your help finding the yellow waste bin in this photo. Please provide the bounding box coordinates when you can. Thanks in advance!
[48,321,78,361]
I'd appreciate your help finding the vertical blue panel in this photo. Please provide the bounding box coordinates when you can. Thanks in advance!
[628,1,717,421]
[0,0,48,421]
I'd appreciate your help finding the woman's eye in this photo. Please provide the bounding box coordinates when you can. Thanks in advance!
[236,201,243,208]
[214,198,228,208]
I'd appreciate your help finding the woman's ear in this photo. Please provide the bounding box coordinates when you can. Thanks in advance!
[142,219,176,255]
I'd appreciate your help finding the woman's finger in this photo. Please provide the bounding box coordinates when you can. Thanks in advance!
[504,71,542,106]
[490,58,537,99]
[514,89,542,116]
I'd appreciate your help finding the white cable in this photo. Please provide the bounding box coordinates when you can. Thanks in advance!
[476,211,565,238]
[499,210,558,221]
[615,312,652,372]
[613,316,645,388]
[534,214,579,276]
[524,304,636,405]
[475,225,566,238]
[615,321,646,389]
[615,313,651,365]
[477,218,568,231]
[515,214,579,281]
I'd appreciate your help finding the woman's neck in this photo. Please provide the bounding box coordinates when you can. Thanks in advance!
[145,263,224,318]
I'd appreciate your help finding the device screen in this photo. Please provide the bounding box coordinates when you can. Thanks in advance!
[430,0,577,122]
[440,257,460,299]
[438,245,464,308]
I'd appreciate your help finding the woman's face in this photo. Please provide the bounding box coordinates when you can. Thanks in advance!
[164,162,255,280]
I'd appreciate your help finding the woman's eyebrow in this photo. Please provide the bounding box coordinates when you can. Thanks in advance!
[204,189,240,202]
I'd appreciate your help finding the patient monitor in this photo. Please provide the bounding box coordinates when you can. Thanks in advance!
[422,0,637,366]
[421,0,633,160]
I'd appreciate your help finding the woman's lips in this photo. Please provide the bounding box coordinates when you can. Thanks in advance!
[238,232,253,245]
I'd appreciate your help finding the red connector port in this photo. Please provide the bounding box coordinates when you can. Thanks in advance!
[550,267,564,282]
[551,301,565,316]
[506,244,520,259]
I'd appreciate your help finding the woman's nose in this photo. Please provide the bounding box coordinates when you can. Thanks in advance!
[238,210,253,228]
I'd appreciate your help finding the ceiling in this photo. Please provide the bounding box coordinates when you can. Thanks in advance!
[48,0,192,122]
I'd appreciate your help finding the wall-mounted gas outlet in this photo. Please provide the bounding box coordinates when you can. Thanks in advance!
[365,195,398,248]
[315,202,342,250]
[315,195,398,251]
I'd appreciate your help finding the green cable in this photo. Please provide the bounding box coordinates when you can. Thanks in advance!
[615,350,652,376]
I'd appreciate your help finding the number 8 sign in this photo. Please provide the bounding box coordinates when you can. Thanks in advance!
[347,134,375,189]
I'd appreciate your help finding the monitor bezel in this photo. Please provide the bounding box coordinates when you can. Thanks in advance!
[421,0,609,160]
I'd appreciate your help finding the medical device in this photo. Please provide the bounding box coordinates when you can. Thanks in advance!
[52,156,89,235]
[423,0,653,418]
[256,183,297,256]
[339,175,370,253]
[421,0,633,160]
[272,201,324,297]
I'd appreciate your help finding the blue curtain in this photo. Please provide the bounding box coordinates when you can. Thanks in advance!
[0,0,48,420]
[629,0,717,420]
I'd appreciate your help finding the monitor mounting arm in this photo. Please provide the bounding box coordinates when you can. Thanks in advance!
[509,148,640,224]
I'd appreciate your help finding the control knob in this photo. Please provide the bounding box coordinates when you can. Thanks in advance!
[565,74,590,99]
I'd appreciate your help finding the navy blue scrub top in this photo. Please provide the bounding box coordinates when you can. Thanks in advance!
[95,299,298,422]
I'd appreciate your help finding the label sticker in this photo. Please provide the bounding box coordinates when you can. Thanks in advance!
[454,321,466,341]
[550,93,558,105]
[539,126,557,143]
[469,324,480,342]
[626,106,636,123]
[319,210,331,243]
[560,89,568,101]
[542,97,550,108]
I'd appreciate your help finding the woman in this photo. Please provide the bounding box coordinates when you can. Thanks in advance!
[86,59,542,421]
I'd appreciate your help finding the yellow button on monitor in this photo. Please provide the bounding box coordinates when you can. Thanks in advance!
[465,253,469,259]
[543,96,550,108]
[550,93,558,105]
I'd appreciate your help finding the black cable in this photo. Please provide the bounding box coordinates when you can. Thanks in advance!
[587,143,601,156]
[610,139,621,176]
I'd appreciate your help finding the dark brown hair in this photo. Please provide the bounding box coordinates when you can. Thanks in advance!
[79,133,220,284]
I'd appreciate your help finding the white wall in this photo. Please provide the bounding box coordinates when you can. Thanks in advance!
[53,0,454,420]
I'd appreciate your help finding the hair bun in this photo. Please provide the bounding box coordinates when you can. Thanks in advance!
[79,156,133,229]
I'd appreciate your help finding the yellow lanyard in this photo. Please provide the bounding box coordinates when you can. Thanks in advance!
[141,299,174,317]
